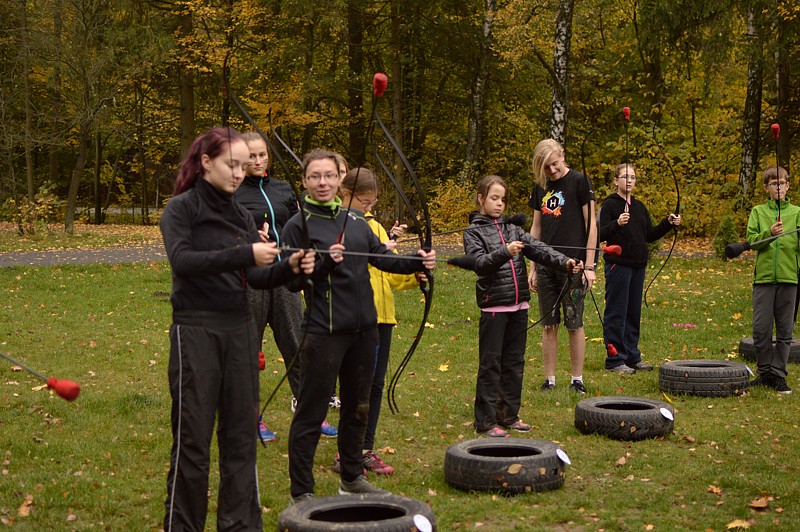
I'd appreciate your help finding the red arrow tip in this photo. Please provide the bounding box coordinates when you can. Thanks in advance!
[373,72,388,97]
[622,107,631,121]
[771,123,780,139]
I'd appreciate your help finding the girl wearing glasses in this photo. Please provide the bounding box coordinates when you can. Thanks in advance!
[281,150,436,502]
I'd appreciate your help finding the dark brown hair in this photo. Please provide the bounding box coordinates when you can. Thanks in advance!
[173,127,242,195]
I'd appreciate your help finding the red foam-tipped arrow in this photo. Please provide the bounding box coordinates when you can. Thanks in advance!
[46,377,80,401]
[373,72,388,97]
[771,123,780,139]
[622,107,630,121]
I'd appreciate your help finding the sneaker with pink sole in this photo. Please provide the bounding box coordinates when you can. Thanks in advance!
[362,450,394,475]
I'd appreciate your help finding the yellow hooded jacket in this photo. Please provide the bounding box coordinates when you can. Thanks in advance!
[365,212,419,324]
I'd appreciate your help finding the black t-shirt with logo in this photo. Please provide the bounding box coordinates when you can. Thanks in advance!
[528,168,594,261]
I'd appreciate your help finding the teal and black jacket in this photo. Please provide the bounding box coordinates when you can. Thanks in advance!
[746,198,800,285]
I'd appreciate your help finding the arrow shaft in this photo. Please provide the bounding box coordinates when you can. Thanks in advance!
[0,352,48,382]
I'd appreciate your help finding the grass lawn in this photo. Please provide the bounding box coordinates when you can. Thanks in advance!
[0,230,797,530]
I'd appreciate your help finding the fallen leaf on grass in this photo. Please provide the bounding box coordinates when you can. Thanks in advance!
[17,494,33,517]
[749,497,769,510]
[437,363,449,372]
[615,455,627,467]
[726,519,751,529]
[708,485,722,496]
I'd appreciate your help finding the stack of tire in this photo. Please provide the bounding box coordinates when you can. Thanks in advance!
[277,494,436,531]
[444,438,569,494]
[658,359,750,397]
[574,396,674,441]
[738,336,800,364]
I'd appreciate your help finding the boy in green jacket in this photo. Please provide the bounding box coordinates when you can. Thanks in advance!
[747,166,798,394]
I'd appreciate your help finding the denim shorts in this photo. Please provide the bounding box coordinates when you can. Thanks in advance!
[535,265,585,330]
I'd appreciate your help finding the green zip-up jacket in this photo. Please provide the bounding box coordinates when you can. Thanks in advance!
[746,198,800,285]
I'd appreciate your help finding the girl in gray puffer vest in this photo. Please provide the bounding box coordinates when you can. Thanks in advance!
[464,175,580,437]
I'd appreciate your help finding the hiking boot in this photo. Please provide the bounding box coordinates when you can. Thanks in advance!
[570,380,588,395]
[329,395,341,409]
[541,380,556,391]
[362,450,394,475]
[629,361,654,371]
[291,493,313,505]
[321,420,338,437]
[774,377,792,395]
[607,365,636,374]
[338,475,390,495]
[477,426,509,438]
[502,420,533,433]
[258,416,276,442]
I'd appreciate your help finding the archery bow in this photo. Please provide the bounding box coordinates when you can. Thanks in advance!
[643,124,681,307]
[369,73,434,415]
[222,51,313,423]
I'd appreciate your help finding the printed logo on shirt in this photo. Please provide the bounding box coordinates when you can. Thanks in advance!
[541,190,565,217]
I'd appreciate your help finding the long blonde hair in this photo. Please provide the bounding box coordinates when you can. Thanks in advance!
[531,139,564,188]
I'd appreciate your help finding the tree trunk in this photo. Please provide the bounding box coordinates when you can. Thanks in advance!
[93,129,102,224]
[178,11,195,156]
[21,1,35,201]
[347,0,365,164]
[64,122,90,233]
[391,0,405,220]
[550,0,574,146]
[775,17,790,173]
[460,0,495,184]
[48,0,63,189]
[738,2,763,201]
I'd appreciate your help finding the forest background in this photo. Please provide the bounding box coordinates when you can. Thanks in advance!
[1,0,798,238]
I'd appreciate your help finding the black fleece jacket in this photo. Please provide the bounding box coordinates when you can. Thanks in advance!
[463,213,571,308]
[598,193,674,269]
[233,172,298,244]
[281,200,424,334]
[160,178,297,314]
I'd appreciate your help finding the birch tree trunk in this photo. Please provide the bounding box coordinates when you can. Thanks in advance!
[550,0,574,146]
[460,0,495,183]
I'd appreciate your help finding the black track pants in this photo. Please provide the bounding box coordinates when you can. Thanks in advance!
[163,311,263,532]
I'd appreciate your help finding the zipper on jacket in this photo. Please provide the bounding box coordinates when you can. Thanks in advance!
[494,219,519,304]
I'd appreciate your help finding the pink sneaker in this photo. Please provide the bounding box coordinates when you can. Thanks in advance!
[362,450,394,475]
[478,426,509,438]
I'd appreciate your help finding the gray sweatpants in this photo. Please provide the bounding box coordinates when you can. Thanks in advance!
[752,283,796,379]
[247,285,304,397]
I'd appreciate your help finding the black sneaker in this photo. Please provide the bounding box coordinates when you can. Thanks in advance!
[774,377,792,395]
[338,475,390,495]
[570,380,587,395]
[291,493,313,505]
[629,361,654,371]
[607,365,636,374]
[541,380,555,391]
[750,374,768,387]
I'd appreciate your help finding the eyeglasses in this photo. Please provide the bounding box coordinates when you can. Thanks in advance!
[305,173,339,183]
[767,181,788,188]
[355,195,378,209]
